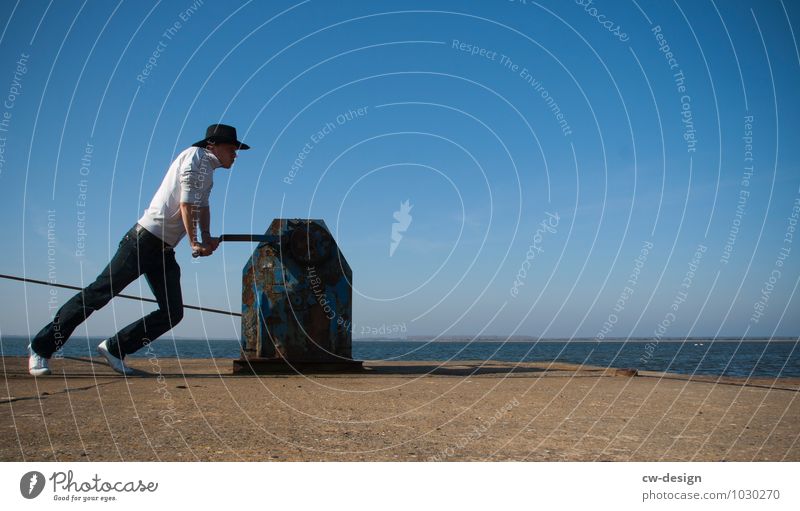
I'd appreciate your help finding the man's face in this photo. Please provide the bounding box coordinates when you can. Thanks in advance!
[209,142,238,168]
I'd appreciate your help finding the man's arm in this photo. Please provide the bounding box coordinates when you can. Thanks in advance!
[198,206,220,251]
[180,203,216,256]
[178,148,222,256]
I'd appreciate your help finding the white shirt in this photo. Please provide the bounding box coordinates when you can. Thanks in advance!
[138,147,221,247]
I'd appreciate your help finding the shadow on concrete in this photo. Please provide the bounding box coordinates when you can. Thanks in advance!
[362,362,550,376]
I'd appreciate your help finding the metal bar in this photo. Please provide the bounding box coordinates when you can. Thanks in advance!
[192,233,278,257]
[219,234,273,242]
[0,273,241,317]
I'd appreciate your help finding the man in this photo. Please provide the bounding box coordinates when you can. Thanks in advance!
[28,124,250,376]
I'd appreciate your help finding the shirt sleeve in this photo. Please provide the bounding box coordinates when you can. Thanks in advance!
[179,148,213,207]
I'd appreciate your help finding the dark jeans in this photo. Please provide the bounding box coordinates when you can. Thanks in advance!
[32,224,183,358]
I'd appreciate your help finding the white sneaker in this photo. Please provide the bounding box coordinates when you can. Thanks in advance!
[28,344,51,376]
[97,340,135,376]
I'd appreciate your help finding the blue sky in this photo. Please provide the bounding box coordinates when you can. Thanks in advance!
[0,0,798,341]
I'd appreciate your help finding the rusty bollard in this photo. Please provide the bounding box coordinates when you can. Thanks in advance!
[233,219,362,374]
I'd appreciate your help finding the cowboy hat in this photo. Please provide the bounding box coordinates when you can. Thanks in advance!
[192,124,251,150]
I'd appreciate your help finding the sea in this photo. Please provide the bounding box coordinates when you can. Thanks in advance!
[2,335,799,378]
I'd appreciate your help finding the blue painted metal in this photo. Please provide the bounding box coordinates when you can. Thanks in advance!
[240,219,353,363]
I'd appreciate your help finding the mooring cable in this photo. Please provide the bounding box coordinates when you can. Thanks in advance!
[0,273,241,317]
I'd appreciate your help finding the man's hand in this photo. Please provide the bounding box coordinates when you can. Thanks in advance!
[204,236,220,252]
[190,241,216,258]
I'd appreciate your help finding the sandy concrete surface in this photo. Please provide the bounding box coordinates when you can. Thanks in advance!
[1,356,798,461]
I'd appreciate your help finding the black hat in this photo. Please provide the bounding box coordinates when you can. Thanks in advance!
[192,124,250,150]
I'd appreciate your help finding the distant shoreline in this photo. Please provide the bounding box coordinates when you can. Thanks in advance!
[3,336,796,378]
[2,334,797,343]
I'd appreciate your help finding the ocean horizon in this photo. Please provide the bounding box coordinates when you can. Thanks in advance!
[3,335,798,379]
